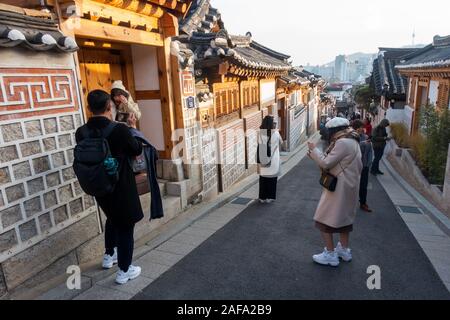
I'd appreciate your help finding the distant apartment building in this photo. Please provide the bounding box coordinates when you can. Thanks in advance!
[335,55,348,82]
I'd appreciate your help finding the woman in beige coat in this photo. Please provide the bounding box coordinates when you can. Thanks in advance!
[307,117,362,267]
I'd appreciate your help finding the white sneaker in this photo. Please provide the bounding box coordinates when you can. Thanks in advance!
[335,242,352,262]
[266,199,275,204]
[115,265,141,285]
[259,199,268,204]
[102,248,118,269]
[313,248,340,267]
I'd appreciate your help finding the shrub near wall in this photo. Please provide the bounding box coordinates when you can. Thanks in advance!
[416,105,450,186]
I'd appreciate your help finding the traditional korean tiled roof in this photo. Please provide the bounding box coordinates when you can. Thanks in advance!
[185,31,291,73]
[397,35,450,70]
[0,5,78,53]
[180,0,224,36]
[371,47,421,97]
[177,0,291,74]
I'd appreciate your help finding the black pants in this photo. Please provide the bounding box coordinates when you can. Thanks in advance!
[359,167,370,205]
[259,176,278,200]
[371,146,385,173]
[105,219,135,272]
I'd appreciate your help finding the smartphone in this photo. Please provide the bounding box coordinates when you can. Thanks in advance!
[116,112,130,123]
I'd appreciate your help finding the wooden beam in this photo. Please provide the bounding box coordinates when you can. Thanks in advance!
[60,0,159,31]
[158,37,180,159]
[148,0,176,9]
[91,0,165,18]
[73,18,163,46]
[135,90,162,100]
[160,12,179,37]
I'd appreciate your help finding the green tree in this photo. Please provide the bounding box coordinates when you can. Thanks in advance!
[353,85,377,113]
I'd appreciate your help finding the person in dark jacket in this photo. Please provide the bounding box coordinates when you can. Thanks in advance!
[352,120,373,212]
[75,90,143,285]
[370,119,391,176]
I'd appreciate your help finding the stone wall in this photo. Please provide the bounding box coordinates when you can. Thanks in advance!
[388,140,450,216]
[288,105,308,151]
[0,49,100,294]
[217,119,246,192]
[444,144,450,212]
[200,126,219,200]
[243,111,263,171]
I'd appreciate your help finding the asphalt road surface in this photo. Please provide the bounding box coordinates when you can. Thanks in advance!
[134,158,450,300]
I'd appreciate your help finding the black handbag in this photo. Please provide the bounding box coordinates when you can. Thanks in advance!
[318,147,359,192]
[319,170,338,192]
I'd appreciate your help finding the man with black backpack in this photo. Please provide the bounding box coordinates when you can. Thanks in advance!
[74,90,143,285]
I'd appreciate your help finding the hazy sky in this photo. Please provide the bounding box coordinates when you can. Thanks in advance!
[211,0,450,66]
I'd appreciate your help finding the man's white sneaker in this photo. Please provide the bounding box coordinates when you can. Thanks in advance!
[115,265,141,285]
[335,242,352,262]
[102,248,118,269]
[312,248,340,267]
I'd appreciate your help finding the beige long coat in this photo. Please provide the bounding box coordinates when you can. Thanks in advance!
[310,138,363,228]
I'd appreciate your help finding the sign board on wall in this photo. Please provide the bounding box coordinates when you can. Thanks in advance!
[260,80,275,107]
[181,70,196,109]
[181,71,194,96]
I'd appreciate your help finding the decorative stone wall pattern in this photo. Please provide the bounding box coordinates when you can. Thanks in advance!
[0,67,98,264]
[0,68,80,121]
[308,100,318,133]
[0,112,97,262]
[244,111,263,168]
[183,108,200,165]
[200,126,218,195]
[288,106,307,151]
[217,120,246,192]
[444,144,450,211]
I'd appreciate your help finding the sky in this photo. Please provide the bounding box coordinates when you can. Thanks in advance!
[211,0,450,66]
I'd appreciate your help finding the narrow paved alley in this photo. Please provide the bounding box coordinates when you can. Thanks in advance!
[132,158,450,300]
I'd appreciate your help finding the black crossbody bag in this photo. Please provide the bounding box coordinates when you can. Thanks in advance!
[319,148,358,192]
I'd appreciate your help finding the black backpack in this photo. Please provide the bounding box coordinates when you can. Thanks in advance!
[73,122,119,197]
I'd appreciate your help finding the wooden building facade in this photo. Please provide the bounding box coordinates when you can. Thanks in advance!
[0,0,323,297]
[0,0,194,298]
[397,35,450,133]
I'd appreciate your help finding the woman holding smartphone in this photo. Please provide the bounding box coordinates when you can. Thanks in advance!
[111,80,142,123]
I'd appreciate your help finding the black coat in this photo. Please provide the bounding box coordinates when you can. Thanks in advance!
[75,117,144,226]
[130,128,164,220]
[371,125,388,149]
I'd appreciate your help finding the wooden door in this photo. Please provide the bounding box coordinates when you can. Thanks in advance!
[78,46,129,119]
[277,98,287,140]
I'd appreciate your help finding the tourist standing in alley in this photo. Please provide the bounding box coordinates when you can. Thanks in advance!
[75,90,143,285]
[257,115,282,204]
[371,119,391,176]
[352,120,373,213]
[364,117,373,137]
[308,117,362,267]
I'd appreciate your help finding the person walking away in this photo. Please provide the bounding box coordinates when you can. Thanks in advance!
[370,119,391,176]
[352,120,373,213]
[111,80,142,123]
[307,117,362,267]
[257,116,282,204]
[364,117,373,137]
[75,90,144,285]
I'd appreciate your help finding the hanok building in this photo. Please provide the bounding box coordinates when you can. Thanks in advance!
[397,35,450,133]
[370,47,422,124]
[277,67,324,152]
[173,0,294,198]
[0,0,194,298]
